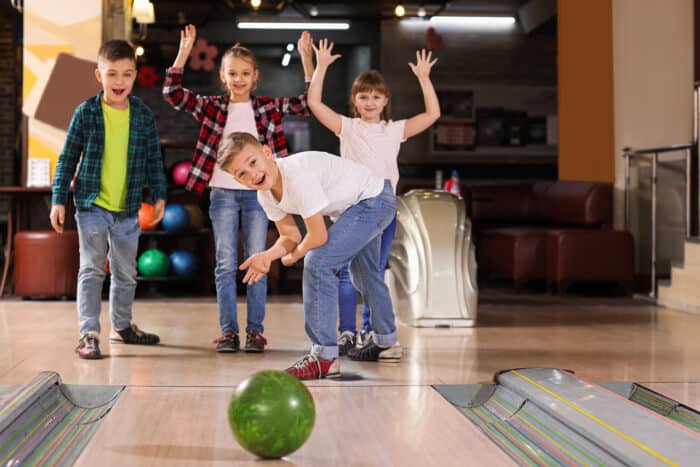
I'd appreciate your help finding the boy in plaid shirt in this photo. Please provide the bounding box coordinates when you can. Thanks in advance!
[50,40,167,359]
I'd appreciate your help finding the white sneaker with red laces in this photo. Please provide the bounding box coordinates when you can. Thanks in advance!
[285,353,340,380]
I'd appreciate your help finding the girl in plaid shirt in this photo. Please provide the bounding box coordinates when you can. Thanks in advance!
[163,25,314,353]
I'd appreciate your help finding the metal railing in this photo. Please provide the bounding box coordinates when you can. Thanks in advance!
[623,144,693,300]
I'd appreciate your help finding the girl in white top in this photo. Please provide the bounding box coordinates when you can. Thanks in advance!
[308,39,440,353]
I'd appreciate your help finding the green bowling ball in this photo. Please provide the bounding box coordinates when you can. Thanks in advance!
[228,370,315,459]
[137,248,170,276]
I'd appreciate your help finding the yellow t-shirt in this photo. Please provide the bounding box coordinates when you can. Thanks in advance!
[94,99,130,212]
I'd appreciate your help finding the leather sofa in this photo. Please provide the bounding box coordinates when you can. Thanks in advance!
[466,181,634,292]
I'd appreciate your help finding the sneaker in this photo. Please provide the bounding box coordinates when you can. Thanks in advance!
[76,334,102,359]
[110,323,160,345]
[337,331,357,356]
[285,354,340,380]
[347,337,402,362]
[244,331,267,353]
[213,332,240,352]
[358,329,371,346]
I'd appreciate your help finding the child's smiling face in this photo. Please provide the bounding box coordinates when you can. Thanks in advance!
[220,56,258,101]
[95,57,136,109]
[227,143,277,191]
[353,90,389,123]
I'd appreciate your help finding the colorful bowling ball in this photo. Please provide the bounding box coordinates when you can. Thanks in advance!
[137,249,170,277]
[169,250,198,277]
[183,204,206,230]
[228,370,315,459]
[138,202,157,231]
[161,204,190,232]
[172,160,192,186]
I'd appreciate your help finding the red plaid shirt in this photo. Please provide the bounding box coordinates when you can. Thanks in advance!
[163,67,310,193]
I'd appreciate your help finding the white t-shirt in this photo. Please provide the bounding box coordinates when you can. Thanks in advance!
[339,116,406,193]
[209,101,259,190]
[257,151,385,222]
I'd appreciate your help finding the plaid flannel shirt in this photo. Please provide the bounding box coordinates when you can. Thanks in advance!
[162,67,310,193]
[52,93,167,217]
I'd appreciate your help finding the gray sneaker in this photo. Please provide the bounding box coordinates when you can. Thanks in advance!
[337,331,357,356]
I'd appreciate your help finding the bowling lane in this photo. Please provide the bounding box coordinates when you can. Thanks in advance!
[75,385,513,467]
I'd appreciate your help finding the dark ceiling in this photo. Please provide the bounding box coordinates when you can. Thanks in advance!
[151,0,532,28]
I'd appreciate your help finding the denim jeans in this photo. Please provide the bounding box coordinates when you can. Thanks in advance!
[303,180,397,360]
[209,188,268,334]
[75,205,140,336]
[338,216,397,334]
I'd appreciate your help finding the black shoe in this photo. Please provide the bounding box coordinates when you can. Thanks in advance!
[110,323,160,345]
[214,332,240,352]
[244,331,267,353]
[76,334,102,359]
[337,331,357,356]
[347,337,402,362]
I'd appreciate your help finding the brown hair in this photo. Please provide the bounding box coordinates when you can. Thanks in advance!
[220,43,258,91]
[350,70,391,120]
[98,39,136,64]
[217,132,261,171]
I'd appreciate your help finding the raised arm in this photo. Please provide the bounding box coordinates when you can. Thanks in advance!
[272,31,316,117]
[403,49,441,140]
[162,24,209,121]
[308,38,343,135]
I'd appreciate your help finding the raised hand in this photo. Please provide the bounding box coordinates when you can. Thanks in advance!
[297,30,313,59]
[173,24,197,67]
[179,24,197,56]
[408,49,438,79]
[312,38,342,68]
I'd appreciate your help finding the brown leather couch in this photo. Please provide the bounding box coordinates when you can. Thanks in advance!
[466,181,634,293]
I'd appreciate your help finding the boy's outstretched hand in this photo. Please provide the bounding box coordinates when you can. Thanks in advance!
[49,205,65,234]
[240,252,271,284]
[298,31,313,60]
[312,38,342,68]
[151,200,165,227]
[408,48,438,79]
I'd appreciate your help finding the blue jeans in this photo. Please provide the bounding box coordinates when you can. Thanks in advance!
[338,216,397,334]
[303,181,397,360]
[209,188,268,334]
[75,205,140,336]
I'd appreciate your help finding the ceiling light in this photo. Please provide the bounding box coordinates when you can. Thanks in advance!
[250,0,262,9]
[281,53,291,67]
[430,16,515,27]
[417,6,426,17]
[135,45,145,56]
[309,5,319,17]
[394,4,406,17]
[132,0,155,24]
[286,43,295,52]
[237,20,350,30]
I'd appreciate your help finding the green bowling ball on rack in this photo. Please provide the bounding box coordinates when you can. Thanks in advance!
[137,248,170,277]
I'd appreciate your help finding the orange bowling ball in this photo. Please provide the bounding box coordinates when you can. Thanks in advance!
[139,202,158,230]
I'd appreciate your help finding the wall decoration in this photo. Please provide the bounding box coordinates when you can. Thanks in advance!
[23,0,103,184]
[189,38,219,72]
[138,65,160,88]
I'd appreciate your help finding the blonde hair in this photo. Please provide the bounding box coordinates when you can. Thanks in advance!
[220,43,259,91]
[217,132,261,170]
[350,70,391,120]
